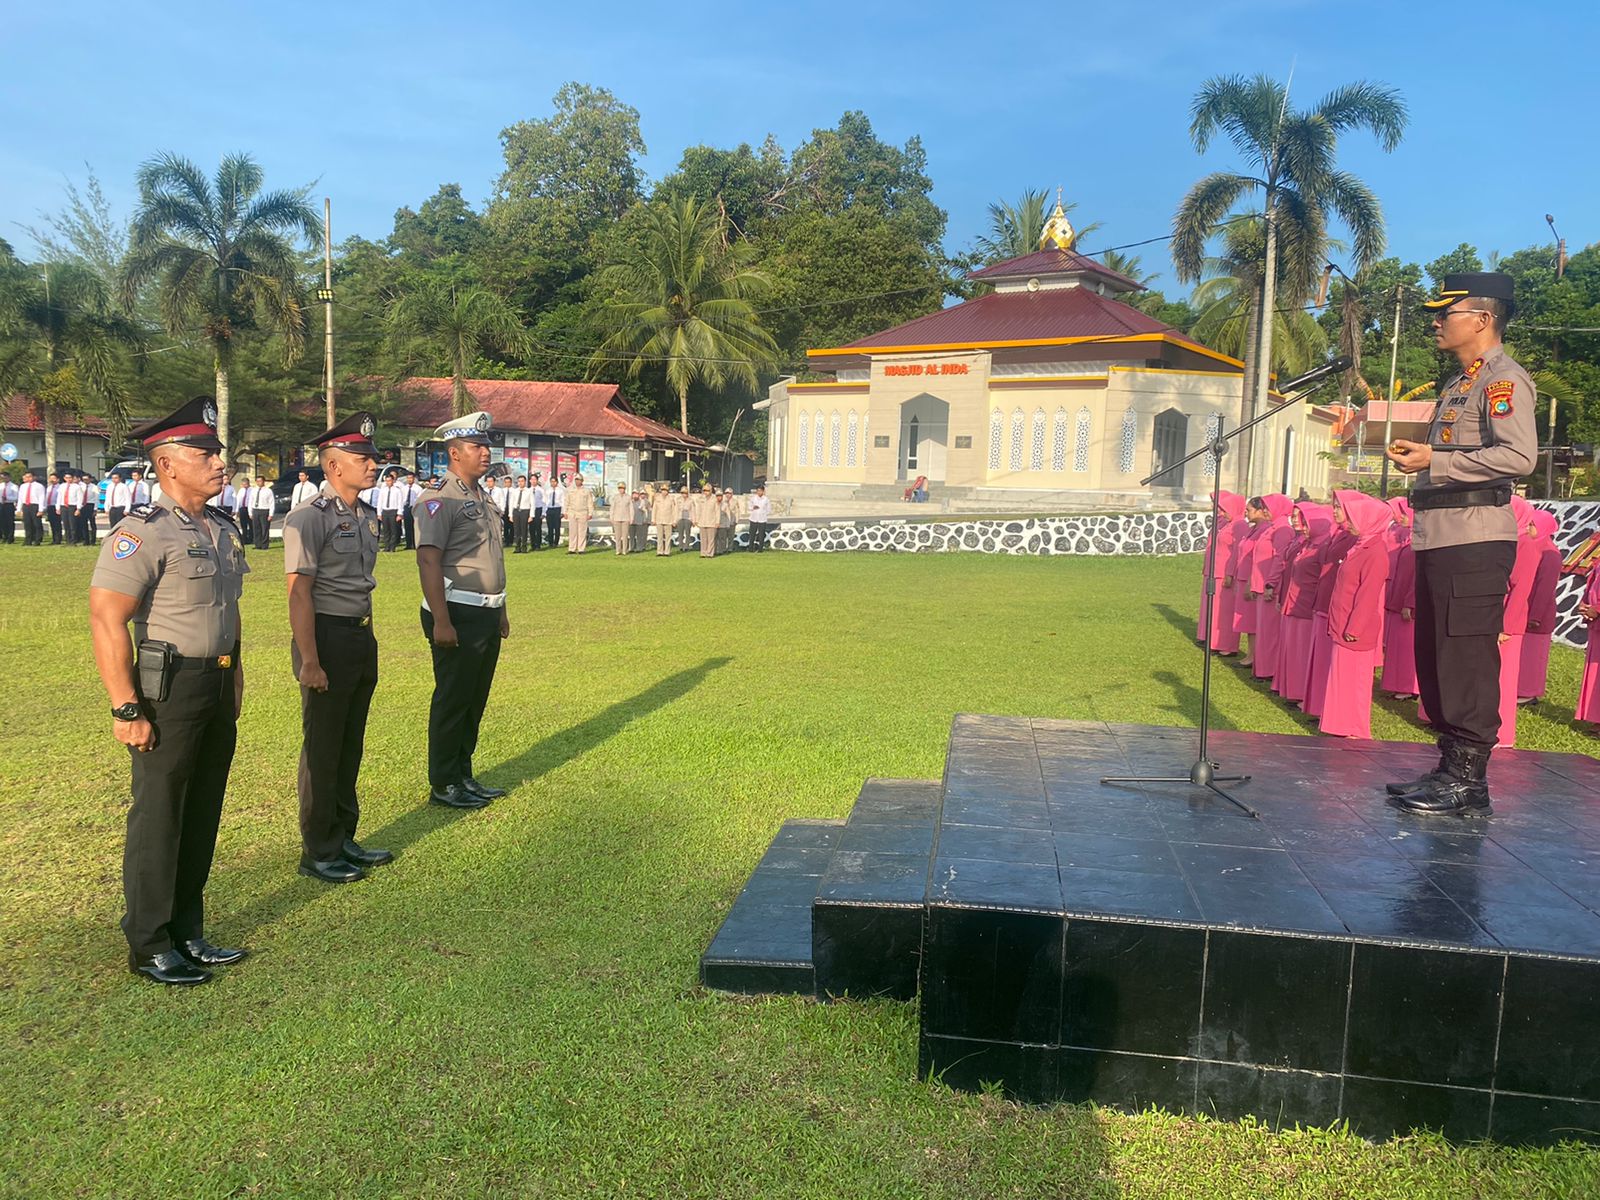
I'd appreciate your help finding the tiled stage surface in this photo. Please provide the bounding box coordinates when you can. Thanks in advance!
[700,717,1600,1144]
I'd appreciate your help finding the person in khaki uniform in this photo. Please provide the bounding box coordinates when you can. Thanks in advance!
[565,475,594,553]
[415,411,510,811]
[675,484,693,550]
[88,395,250,987]
[692,484,719,558]
[717,487,737,554]
[652,485,677,557]
[283,411,392,884]
[1385,272,1538,816]
[612,483,633,556]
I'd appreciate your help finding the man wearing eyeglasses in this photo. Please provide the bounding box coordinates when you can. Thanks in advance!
[1383,272,1537,816]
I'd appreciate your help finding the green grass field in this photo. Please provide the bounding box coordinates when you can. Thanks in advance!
[2,544,1597,1199]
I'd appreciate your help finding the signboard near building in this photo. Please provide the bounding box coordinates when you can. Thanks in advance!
[556,451,577,484]
[577,448,605,490]
[529,449,552,484]
[604,449,630,491]
[503,447,530,478]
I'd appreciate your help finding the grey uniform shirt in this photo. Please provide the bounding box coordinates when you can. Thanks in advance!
[413,471,506,595]
[1411,345,1539,552]
[90,496,249,657]
[282,484,380,617]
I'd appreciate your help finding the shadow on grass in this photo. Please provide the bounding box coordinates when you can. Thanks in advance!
[1151,669,1239,732]
[226,656,732,943]
[1150,602,1203,646]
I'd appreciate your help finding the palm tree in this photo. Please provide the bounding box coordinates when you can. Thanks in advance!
[387,282,531,416]
[0,259,144,464]
[1097,249,1155,288]
[121,152,321,455]
[1172,75,1406,489]
[590,195,778,434]
[975,189,1102,263]
[1190,216,1328,379]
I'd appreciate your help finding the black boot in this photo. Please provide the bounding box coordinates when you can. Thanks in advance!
[1385,737,1452,797]
[1391,741,1493,816]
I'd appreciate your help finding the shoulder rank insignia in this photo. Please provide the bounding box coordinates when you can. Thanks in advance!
[125,503,160,522]
[312,497,330,510]
[206,504,239,528]
[1485,379,1516,418]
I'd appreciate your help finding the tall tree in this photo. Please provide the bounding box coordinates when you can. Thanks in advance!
[1190,217,1327,378]
[974,189,1100,263]
[387,281,532,416]
[590,196,778,434]
[1172,74,1406,488]
[121,152,320,456]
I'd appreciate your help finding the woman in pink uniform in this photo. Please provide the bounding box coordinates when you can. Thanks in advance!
[1518,508,1561,705]
[1495,497,1542,747]
[1320,490,1393,739]
[1199,492,1245,652]
[1304,514,1358,718]
[1249,494,1295,683]
[1231,499,1267,667]
[1379,497,1419,699]
[1576,559,1600,728]
[1275,501,1331,704]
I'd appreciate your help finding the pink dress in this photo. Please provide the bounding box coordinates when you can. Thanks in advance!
[1518,511,1560,700]
[1304,530,1356,718]
[1250,496,1295,681]
[1202,493,1245,652]
[1379,536,1418,695]
[1319,491,1392,739]
[1577,568,1600,723]
[1230,522,1263,636]
[1496,502,1540,747]
[1275,503,1332,703]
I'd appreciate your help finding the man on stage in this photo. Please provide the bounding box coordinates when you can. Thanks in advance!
[1384,272,1537,815]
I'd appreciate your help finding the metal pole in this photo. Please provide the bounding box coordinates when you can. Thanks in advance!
[1546,389,1558,500]
[1379,284,1402,497]
[323,197,335,426]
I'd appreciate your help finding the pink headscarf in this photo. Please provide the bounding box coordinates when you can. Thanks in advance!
[1262,494,1293,523]
[1334,489,1393,544]
[1532,508,1558,545]
[1387,496,1412,525]
[1217,491,1246,521]
[1511,495,1539,539]
[1295,501,1334,544]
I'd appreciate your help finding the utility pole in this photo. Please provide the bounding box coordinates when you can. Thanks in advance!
[319,197,335,426]
[1379,283,1403,497]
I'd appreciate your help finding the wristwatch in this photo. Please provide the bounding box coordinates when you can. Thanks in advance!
[111,702,143,721]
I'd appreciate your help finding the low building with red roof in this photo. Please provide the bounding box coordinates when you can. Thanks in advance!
[383,377,704,489]
[760,198,1337,511]
[0,395,114,473]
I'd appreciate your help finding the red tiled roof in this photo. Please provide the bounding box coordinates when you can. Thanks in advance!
[1353,400,1437,430]
[1,394,113,435]
[966,247,1144,292]
[385,378,705,448]
[823,286,1177,353]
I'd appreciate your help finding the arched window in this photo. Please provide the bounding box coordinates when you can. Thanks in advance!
[828,411,841,467]
[1118,409,1137,474]
[1051,408,1069,471]
[797,411,810,466]
[1202,413,1222,479]
[813,410,825,466]
[846,410,859,467]
[1009,408,1025,471]
[988,409,1004,471]
[1030,409,1047,471]
[1073,406,1092,473]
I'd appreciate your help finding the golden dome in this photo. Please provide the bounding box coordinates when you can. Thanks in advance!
[1039,188,1076,251]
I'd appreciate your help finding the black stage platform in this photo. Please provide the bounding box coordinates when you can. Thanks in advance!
[700,717,1600,1144]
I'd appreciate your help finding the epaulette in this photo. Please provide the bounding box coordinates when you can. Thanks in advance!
[311,497,331,511]
[206,504,239,528]
[125,503,161,522]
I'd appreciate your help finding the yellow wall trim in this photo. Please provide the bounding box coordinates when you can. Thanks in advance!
[989,375,1109,386]
[808,332,1243,370]
[787,382,870,391]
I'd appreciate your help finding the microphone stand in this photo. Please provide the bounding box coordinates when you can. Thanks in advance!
[1100,370,1345,819]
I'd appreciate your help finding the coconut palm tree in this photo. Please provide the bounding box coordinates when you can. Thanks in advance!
[1097,249,1155,288]
[1190,215,1327,379]
[387,282,532,417]
[590,195,778,434]
[121,153,321,455]
[975,189,1102,263]
[1172,75,1406,489]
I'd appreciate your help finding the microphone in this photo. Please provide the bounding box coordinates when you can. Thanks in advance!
[1276,355,1353,395]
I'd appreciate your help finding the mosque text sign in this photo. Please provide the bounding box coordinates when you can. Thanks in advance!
[883,362,969,378]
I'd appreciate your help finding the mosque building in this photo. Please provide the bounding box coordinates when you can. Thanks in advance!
[760,197,1336,511]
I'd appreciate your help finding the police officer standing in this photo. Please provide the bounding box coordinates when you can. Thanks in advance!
[1385,272,1538,815]
[88,395,250,986]
[283,412,394,883]
[415,411,510,810]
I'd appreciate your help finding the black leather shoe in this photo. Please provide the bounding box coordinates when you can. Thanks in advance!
[1386,738,1452,797]
[461,777,507,800]
[429,784,489,809]
[1391,741,1493,816]
[299,855,366,883]
[341,838,394,866]
[178,938,249,967]
[130,949,210,986]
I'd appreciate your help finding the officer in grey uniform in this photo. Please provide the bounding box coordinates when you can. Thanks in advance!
[415,411,510,810]
[283,411,394,883]
[88,395,249,986]
[1385,272,1538,815]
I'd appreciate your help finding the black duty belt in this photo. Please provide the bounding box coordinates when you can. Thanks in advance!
[316,612,373,627]
[171,653,235,671]
[1410,485,1514,511]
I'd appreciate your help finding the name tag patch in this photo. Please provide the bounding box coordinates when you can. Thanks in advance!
[1486,379,1515,418]
[463,502,480,519]
[187,545,211,558]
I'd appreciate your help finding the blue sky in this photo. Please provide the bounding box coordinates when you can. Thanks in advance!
[1,0,1590,293]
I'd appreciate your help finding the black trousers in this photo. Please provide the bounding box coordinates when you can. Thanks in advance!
[749,521,770,550]
[512,510,530,551]
[0,502,13,543]
[297,617,378,859]
[381,512,401,552]
[107,505,125,531]
[79,504,97,544]
[125,662,237,957]
[422,603,502,791]
[1415,540,1516,749]
[529,513,544,550]
[239,510,253,544]
[61,508,78,544]
[252,510,271,549]
[22,505,42,545]
[46,508,61,543]
[403,509,416,550]
[546,507,562,547]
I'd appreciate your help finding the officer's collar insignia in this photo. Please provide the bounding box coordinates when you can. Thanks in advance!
[455,478,469,494]
[312,497,330,510]
[1464,357,1485,381]
[112,532,141,559]
[174,507,194,526]
[335,498,348,513]
[425,499,442,516]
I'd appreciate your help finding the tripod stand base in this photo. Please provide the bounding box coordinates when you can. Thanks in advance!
[1101,763,1260,819]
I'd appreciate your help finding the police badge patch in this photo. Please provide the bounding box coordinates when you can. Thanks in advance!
[112,532,142,559]
[368,519,378,536]
[425,499,443,517]
[1486,379,1515,418]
